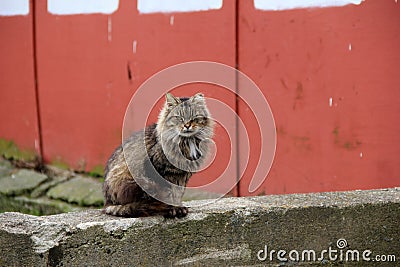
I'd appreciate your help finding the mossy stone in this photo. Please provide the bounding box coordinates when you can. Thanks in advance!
[0,159,13,177]
[47,176,103,206]
[0,169,48,196]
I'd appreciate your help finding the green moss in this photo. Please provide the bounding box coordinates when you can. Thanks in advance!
[76,159,87,173]
[88,165,104,177]
[0,195,80,215]
[0,138,37,161]
[51,159,70,170]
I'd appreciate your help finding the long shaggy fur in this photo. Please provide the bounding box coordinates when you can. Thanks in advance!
[103,93,214,218]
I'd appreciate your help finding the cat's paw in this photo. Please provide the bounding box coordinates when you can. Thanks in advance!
[104,204,133,217]
[164,206,188,218]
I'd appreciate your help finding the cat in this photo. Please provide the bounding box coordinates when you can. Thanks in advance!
[103,93,214,218]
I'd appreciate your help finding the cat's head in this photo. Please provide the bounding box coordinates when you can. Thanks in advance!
[156,93,214,140]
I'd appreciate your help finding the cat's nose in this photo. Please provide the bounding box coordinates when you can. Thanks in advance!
[184,123,191,130]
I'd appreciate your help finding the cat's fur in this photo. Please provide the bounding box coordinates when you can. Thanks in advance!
[103,93,214,218]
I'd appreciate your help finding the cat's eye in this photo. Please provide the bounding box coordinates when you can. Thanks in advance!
[192,116,207,123]
[169,116,183,122]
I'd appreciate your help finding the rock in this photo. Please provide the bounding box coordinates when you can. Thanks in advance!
[0,158,13,177]
[47,176,103,206]
[0,195,82,215]
[31,175,72,198]
[0,188,399,266]
[183,188,225,201]
[0,169,48,196]
[45,164,75,180]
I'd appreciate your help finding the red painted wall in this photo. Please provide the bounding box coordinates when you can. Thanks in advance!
[33,0,237,193]
[1,0,399,196]
[238,0,400,195]
[0,6,40,156]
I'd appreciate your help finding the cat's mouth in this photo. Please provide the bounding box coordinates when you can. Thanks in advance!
[179,129,197,137]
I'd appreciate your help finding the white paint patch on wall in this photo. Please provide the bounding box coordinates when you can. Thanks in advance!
[137,0,223,14]
[254,0,364,11]
[48,0,119,15]
[132,40,137,54]
[0,0,29,16]
[108,16,112,42]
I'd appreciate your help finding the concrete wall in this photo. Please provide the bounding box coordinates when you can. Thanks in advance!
[1,0,400,196]
[0,188,399,266]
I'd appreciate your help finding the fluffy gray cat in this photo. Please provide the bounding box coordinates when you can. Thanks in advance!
[103,93,214,218]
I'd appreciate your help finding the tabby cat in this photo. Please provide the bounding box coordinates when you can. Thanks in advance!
[103,93,214,218]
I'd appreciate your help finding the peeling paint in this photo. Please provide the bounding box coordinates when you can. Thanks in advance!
[0,0,29,16]
[254,0,364,11]
[34,139,40,153]
[293,82,304,110]
[280,78,289,90]
[137,0,223,14]
[132,40,137,54]
[348,43,352,51]
[107,16,112,42]
[277,126,287,136]
[329,97,333,107]
[170,15,175,26]
[48,0,119,15]
[127,62,133,81]
[332,128,362,150]
[332,127,340,144]
[295,82,303,100]
[292,136,312,151]
[343,141,362,150]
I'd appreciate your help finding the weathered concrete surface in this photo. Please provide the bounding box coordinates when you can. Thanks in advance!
[0,195,81,216]
[0,188,399,266]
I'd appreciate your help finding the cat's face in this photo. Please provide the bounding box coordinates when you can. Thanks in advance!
[157,93,213,139]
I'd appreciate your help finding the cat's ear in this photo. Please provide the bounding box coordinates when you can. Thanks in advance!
[190,93,205,103]
[166,93,181,107]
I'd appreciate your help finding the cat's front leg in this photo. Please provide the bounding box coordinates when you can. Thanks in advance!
[163,186,188,218]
